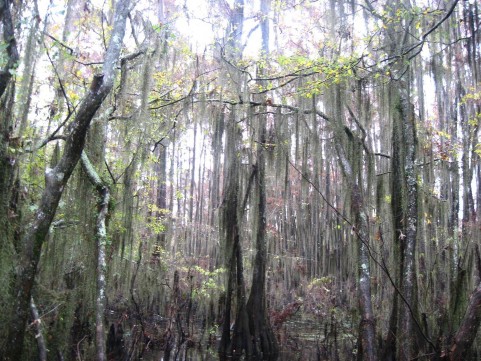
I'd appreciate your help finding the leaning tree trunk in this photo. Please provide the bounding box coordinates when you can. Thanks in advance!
[446,282,481,360]
[1,0,130,358]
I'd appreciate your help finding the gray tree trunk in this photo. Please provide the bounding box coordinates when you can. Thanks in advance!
[397,86,419,361]
[80,151,110,361]
[332,99,377,361]
[0,0,19,255]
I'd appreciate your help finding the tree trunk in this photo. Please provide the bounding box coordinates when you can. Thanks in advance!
[218,110,251,359]
[1,0,130,357]
[353,185,378,361]
[80,151,110,361]
[333,129,377,361]
[0,0,19,99]
[218,0,256,358]
[245,135,279,358]
[15,1,41,137]
[244,0,279,358]
[397,87,419,361]
[30,297,47,361]
[445,282,481,360]
[156,144,168,248]
[0,0,19,273]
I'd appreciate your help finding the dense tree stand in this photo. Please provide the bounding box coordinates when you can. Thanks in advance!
[1,0,481,359]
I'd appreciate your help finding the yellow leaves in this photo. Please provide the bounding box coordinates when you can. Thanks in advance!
[147,203,170,215]
[67,88,80,104]
[151,244,166,258]
[460,87,481,104]
[308,276,333,290]
[424,212,432,225]
[147,217,166,234]
[436,130,451,140]
[192,265,226,277]
[468,113,481,127]
[145,205,170,235]
[153,71,169,86]
[294,56,359,98]
[175,189,184,200]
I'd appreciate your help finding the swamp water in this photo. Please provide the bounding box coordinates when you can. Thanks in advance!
[140,318,357,360]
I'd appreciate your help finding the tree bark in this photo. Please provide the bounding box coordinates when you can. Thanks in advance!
[333,133,377,361]
[245,0,279,358]
[156,144,168,248]
[80,151,110,361]
[1,0,130,358]
[15,1,41,137]
[218,0,255,358]
[331,80,377,361]
[0,0,19,257]
[445,282,481,360]
[353,185,378,361]
[397,87,419,361]
[245,125,279,358]
[218,110,251,359]
[30,297,47,361]
[0,0,19,98]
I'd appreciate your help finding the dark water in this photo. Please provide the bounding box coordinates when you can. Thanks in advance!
[141,318,355,360]
[143,345,321,361]
[138,313,481,361]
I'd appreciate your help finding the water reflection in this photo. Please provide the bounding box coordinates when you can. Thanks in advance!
[143,343,322,361]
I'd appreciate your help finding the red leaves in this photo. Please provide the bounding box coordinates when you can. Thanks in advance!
[270,301,302,329]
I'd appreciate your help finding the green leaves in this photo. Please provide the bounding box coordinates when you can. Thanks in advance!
[191,266,226,300]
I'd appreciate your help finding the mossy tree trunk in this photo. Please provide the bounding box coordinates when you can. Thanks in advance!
[218,109,252,359]
[0,0,19,256]
[245,116,278,359]
[245,0,279,358]
[331,84,377,361]
[446,282,481,360]
[396,85,419,361]
[218,0,254,358]
[80,151,110,361]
